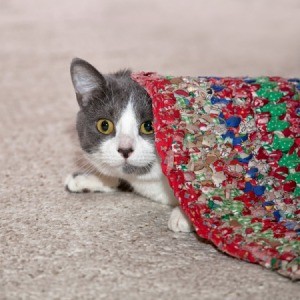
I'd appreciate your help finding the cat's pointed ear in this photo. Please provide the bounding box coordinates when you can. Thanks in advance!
[70,58,106,107]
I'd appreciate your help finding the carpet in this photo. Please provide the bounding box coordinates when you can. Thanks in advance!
[133,72,300,280]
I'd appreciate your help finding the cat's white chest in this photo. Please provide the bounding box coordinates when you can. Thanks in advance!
[115,157,177,206]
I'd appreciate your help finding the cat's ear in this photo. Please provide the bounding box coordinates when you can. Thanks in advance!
[70,58,106,107]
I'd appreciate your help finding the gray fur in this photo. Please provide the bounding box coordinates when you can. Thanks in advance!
[122,162,153,175]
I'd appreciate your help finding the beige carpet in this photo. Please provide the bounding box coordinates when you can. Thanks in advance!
[1,0,300,299]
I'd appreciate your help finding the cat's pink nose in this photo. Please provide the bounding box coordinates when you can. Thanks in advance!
[118,147,133,159]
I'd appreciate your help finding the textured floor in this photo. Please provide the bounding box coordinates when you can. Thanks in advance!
[1,0,300,299]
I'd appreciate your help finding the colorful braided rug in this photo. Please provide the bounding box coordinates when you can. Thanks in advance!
[132,73,300,280]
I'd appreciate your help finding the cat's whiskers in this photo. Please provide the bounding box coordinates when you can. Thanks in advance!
[86,155,110,171]
[73,156,99,176]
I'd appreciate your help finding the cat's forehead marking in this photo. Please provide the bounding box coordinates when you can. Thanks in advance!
[116,99,138,135]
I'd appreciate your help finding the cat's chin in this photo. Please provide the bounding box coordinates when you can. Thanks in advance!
[122,162,153,175]
[91,160,154,178]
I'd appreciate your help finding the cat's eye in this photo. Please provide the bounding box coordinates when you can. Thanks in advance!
[96,119,114,135]
[140,120,154,135]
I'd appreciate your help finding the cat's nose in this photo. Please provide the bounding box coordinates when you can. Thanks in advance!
[118,147,134,159]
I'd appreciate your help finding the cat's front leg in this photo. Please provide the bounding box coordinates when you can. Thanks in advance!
[168,206,194,233]
[65,173,118,193]
[131,177,179,206]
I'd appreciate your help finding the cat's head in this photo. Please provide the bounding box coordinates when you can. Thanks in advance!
[70,58,156,179]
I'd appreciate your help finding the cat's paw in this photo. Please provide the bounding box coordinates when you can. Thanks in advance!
[168,207,194,233]
[65,173,117,193]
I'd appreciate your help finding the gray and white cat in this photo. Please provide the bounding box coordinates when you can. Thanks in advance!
[65,58,193,232]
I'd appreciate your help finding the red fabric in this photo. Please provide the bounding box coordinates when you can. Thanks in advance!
[133,72,300,280]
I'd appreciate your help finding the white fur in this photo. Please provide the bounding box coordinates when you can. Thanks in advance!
[168,207,194,233]
[67,100,193,232]
[65,173,118,193]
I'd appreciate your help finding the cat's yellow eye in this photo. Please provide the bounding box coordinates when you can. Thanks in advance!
[140,120,154,135]
[96,119,114,135]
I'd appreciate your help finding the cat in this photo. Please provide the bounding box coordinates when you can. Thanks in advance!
[65,58,193,233]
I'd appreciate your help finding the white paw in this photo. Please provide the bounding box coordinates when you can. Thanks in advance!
[168,207,194,233]
[65,173,117,193]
